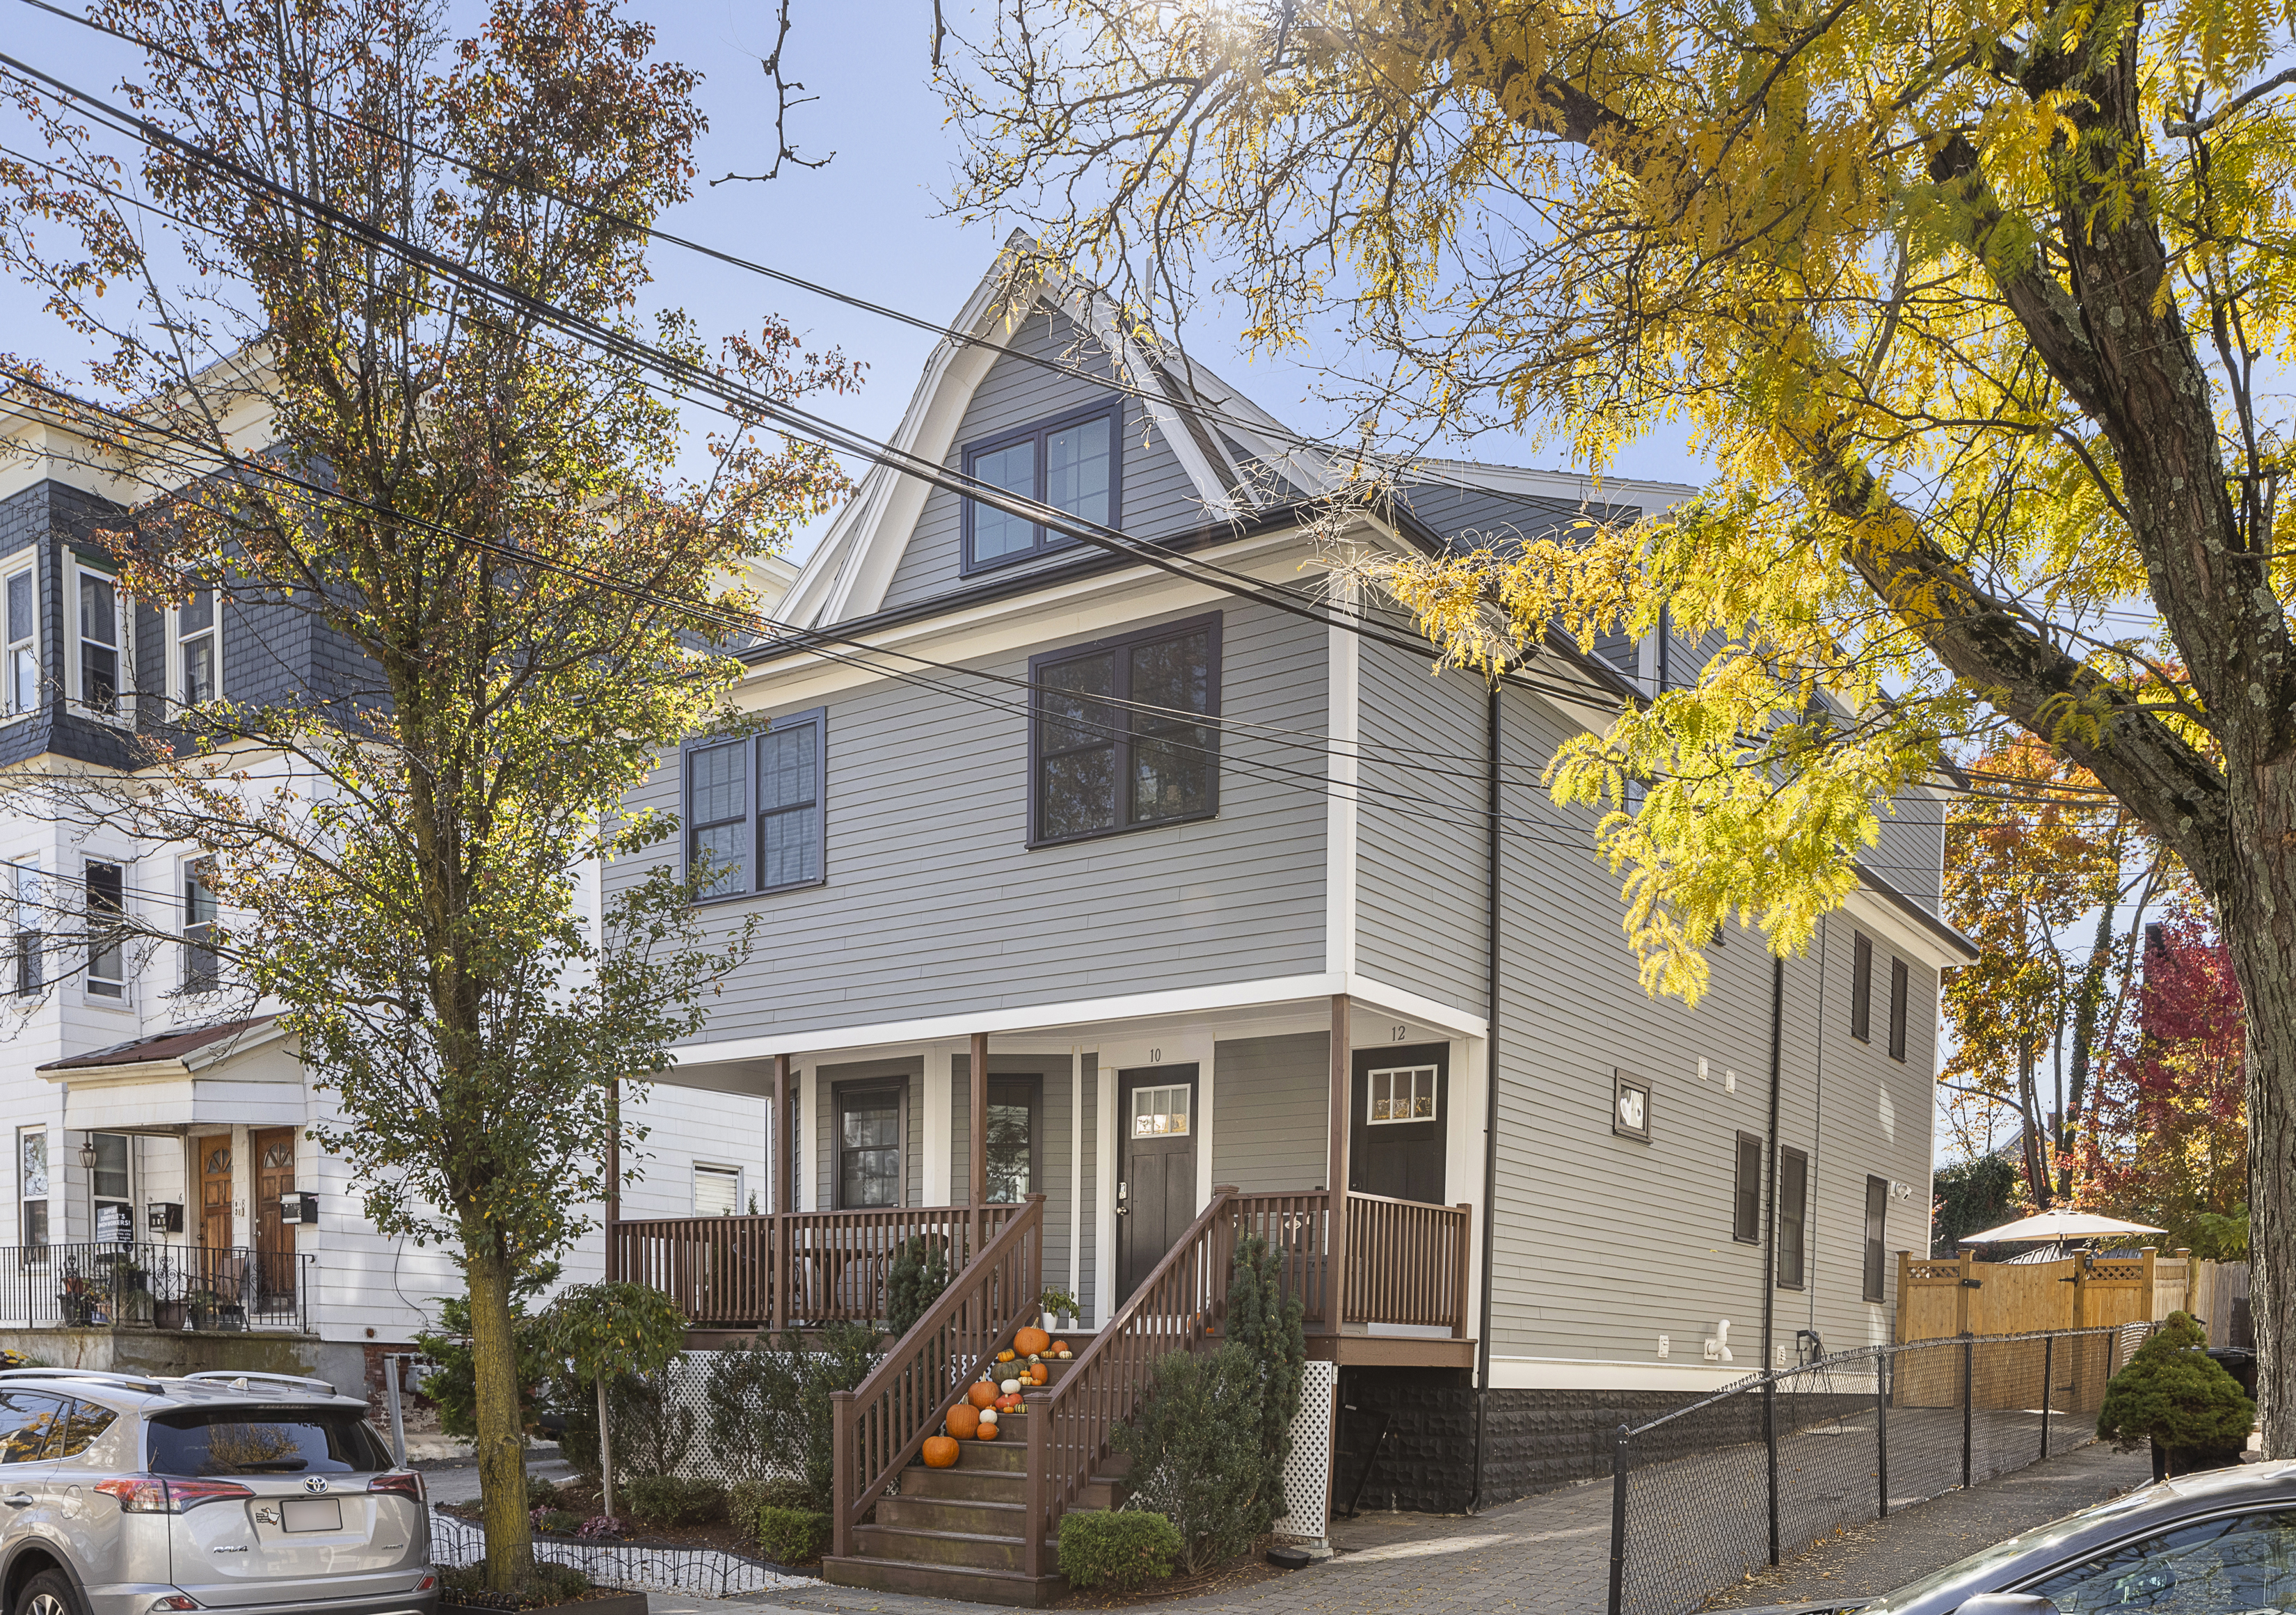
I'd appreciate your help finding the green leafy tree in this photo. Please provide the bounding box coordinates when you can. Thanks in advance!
[2098,1311,2256,1470]
[1929,1154,2021,1257]
[541,1282,688,1519]
[939,0,2296,1454]
[0,0,850,1586]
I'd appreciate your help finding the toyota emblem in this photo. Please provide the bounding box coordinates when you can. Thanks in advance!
[303,1477,330,1495]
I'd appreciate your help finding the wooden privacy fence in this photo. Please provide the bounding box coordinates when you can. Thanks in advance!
[1896,1247,2226,1344]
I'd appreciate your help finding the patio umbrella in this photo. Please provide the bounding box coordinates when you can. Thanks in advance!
[1958,1207,2167,1246]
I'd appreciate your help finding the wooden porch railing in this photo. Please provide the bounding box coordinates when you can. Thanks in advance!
[1344,1192,1474,1335]
[612,1204,1021,1331]
[829,1194,1045,1561]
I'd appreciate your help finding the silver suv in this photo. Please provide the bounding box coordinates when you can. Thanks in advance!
[0,1369,436,1615]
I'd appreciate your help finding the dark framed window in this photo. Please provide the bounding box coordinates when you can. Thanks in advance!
[1850,930,1873,1043]
[835,1081,906,1209]
[84,860,124,999]
[1776,1147,1808,1289]
[1888,955,1910,1062]
[1863,1175,1890,1303]
[78,569,119,715]
[683,709,827,902]
[1732,1133,1762,1243]
[962,398,1122,573]
[984,1076,1042,1204]
[1030,614,1220,845]
[183,859,218,992]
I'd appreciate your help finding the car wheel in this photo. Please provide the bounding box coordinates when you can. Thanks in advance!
[14,1570,77,1615]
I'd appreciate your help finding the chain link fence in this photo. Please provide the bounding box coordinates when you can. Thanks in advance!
[1607,1325,2153,1615]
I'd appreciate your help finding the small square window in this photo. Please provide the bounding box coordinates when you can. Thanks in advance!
[961,399,1122,573]
[1612,1070,1652,1142]
[1366,1066,1437,1124]
[693,1163,743,1217]
[1129,1085,1190,1137]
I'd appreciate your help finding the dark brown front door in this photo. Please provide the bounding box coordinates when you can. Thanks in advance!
[1350,1044,1449,1203]
[252,1128,296,1296]
[198,1136,233,1252]
[1115,1066,1197,1300]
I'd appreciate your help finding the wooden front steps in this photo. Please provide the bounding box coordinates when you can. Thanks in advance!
[823,1342,1131,1607]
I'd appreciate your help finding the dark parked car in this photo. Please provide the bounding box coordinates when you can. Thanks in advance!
[1739,1458,2295,1614]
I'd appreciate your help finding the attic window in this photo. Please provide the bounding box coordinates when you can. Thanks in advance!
[961,398,1122,573]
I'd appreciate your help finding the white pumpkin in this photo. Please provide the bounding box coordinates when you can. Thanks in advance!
[1000,1378,1021,1395]
[978,1408,998,1426]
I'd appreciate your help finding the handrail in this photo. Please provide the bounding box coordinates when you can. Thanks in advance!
[1021,1185,1241,1580]
[829,1194,1045,1561]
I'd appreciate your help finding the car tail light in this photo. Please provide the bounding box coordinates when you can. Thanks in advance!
[97,1477,255,1513]
[148,1598,199,1612]
[414,1574,437,1592]
[369,1472,424,1503]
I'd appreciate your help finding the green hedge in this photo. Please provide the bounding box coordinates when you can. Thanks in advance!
[621,1474,725,1527]
[751,1504,831,1566]
[1057,1510,1183,1590]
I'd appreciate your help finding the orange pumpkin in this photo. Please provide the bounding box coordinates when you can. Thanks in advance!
[1014,1326,1051,1358]
[966,1383,998,1410]
[1028,1362,1049,1385]
[1050,1340,1070,1355]
[946,1405,981,1440]
[996,1392,1023,1410]
[976,1421,999,1440]
[996,1350,1015,1362]
[923,1435,960,1469]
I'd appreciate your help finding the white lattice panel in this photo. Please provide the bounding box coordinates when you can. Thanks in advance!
[1277,1360,1339,1543]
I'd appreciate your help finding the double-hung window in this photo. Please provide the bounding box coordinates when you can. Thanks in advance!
[182,859,218,992]
[3,563,34,717]
[18,1129,47,1250]
[1863,1175,1890,1302]
[962,398,1122,573]
[5,861,37,998]
[77,568,120,715]
[176,587,217,708]
[1732,1133,1762,1243]
[684,710,827,901]
[836,1083,904,1209]
[1850,930,1874,1043]
[84,860,125,999]
[1888,955,1910,1062]
[1031,614,1220,845]
[1776,1147,1808,1289]
[984,1076,1040,1204]
[91,1134,131,1244]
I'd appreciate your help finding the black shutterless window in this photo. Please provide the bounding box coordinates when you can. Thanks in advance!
[1888,955,1910,1062]
[1732,1133,1762,1243]
[837,1083,904,1209]
[685,710,826,902]
[962,398,1122,573]
[1776,1147,1808,1289]
[1850,930,1873,1043]
[1032,615,1220,845]
[1863,1175,1890,1302]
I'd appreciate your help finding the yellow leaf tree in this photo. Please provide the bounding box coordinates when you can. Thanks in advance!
[939,0,2296,1450]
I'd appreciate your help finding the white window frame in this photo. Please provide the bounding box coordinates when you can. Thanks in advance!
[2,556,36,722]
[170,585,220,712]
[1364,1065,1438,1126]
[82,857,128,1005]
[67,556,131,726]
[90,1132,132,1245]
[692,1162,744,1217]
[181,857,219,994]
[19,1127,48,1250]
[5,858,38,999]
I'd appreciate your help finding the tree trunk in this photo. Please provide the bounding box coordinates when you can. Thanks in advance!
[466,1242,534,1590]
[597,1375,616,1520]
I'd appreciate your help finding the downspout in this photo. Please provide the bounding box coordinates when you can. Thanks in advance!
[1470,681,1502,1511]
[1760,956,1785,1373]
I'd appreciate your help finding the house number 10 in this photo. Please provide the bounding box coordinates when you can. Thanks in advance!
[1148,1048,1162,1062]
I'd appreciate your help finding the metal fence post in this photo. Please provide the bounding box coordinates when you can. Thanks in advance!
[1764,1378,1780,1566]
[1961,1336,1975,1490]
[1607,1424,1629,1615]
[2041,1334,2055,1463]
[1876,1350,1889,1520]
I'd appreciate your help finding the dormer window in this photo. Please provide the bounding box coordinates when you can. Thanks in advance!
[961,398,1122,573]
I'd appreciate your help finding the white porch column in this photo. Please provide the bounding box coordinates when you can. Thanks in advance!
[923,1046,953,1207]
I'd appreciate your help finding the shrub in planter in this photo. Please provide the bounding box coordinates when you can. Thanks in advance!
[2098,1310,2255,1477]
[749,1505,830,1566]
[621,1474,725,1527]
[1058,1510,1183,1591]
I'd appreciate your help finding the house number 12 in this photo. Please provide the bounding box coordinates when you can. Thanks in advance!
[1391,1024,1408,1041]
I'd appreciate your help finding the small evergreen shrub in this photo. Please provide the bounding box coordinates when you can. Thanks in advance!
[525,1472,561,1509]
[1058,1510,1183,1590]
[886,1236,950,1338]
[2098,1310,2254,1466]
[750,1505,831,1566]
[621,1474,725,1527]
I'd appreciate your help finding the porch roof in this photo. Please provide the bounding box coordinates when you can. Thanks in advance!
[36,1015,277,1074]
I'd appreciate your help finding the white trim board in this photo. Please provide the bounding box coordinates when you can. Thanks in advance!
[1485,1355,1761,1393]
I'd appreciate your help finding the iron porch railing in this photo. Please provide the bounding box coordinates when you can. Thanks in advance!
[0,1241,313,1332]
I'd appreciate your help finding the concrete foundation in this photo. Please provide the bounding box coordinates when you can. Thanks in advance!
[0,1328,365,1394]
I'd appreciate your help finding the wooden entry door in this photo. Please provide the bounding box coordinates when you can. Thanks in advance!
[198,1136,234,1251]
[1350,1044,1449,1203]
[1115,1067,1197,1301]
[252,1128,296,1297]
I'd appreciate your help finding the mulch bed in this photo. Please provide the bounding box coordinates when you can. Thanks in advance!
[1053,1541,1300,1609]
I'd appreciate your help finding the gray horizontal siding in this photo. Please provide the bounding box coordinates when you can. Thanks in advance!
[880,306,1217,612]
[1211,1033,1330,1193]
[1355,644,1487,1015]
[1871,789,1945,914]
[628,596,1328,1042]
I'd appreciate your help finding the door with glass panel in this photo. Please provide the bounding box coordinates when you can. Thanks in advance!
[1349,1044,1449,1203]
[1115,1068,1197,1301]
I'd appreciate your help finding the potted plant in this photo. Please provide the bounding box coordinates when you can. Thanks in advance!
[2098,1310,2256,1479]
[186,1289,222,1331]
[154,1298,189,1331]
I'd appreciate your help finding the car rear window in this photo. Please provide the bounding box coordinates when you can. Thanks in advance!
[146,1407,390,1476]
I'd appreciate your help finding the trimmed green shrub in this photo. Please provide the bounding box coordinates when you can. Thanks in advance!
[1115,1234,1307,1572]
[621,1473,725,1527]
[1058,1510,1183,1590]
[2098,1310,2254,1461]
[886,1236,950,1338]
[728,1477,814,1522]
[750,1505,831,1566]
